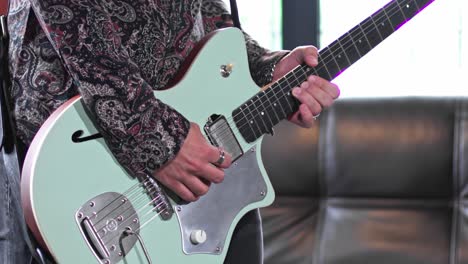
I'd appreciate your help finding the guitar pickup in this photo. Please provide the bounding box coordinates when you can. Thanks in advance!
[204,115,243,161]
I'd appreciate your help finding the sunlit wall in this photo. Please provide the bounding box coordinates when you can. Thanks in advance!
[320,0,467,98]
[225,0,467,98]
[222,0,283,50]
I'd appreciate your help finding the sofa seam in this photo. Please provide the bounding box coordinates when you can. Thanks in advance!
[450,99,463,264]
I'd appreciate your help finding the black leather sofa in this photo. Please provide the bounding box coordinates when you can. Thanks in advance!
[260,97,468,264]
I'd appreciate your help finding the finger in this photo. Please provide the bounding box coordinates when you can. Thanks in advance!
[292,86,322,115]
[164,178,198,202]
[197,164,225,184]
[209,147,233,168]
[297,104,315,127]
[308,76,340,99]
[302,46,319,67]
[181,175,211,197]
[309,85,335,108]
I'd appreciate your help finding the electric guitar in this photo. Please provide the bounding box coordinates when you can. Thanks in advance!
[21,0,435,263]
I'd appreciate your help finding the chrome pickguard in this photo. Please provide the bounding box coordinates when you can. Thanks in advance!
[175,146,267,255]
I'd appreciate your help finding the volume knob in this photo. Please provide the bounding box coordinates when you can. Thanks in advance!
[190,230,207,245]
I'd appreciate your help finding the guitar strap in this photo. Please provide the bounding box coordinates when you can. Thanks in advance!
[1,3,49,264]
[0,0,17,156]
[229,0,242,29]
[0,0,242,154]
[0,1,241,262]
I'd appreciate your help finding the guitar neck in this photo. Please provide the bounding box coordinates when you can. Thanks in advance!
[234,0,434,143]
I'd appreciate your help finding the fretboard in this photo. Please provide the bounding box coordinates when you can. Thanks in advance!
[233,0,434,143]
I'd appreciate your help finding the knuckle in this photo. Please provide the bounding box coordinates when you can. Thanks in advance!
[323,97,333,107]
[188,159,203,173]
[182,193,197,202]
[213,171,225,184]
[197,185,210,196]
[225,156,233,167]
[313,104,322,114]
[334,86,341,98]
[176,185,197,202]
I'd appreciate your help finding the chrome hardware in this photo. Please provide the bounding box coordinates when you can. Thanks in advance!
[190,230,208,245]
[204,115,243,161]
[76,192,140,264]
[143,176,174,220]
[176,147,268,255]
[220,64,234,78]
[125,229,153,264]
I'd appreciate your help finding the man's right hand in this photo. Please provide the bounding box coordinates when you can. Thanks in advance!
[153,122,232,202]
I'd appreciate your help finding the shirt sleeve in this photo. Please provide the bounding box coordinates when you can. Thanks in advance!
[201,0,289,87]
[29,1,190,178]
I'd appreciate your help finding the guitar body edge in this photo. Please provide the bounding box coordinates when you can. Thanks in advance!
[21,28,275,264]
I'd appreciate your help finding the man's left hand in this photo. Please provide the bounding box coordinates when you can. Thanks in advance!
[273,46,340,128]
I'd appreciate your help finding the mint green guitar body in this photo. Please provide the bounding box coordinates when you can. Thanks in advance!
[21,28,275,264]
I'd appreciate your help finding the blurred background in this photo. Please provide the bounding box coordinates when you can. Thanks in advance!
[223,0,467,98]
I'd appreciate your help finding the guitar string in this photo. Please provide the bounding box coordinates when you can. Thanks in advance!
[95,185,169,245]
[100,195,169,245]
[205,0,425,142]
[75,0,427,249]
[85,178,154,229]
[80,178,151,227]
[91,0,423,230]
[87,178,161,231]
[87,0,424,230]
[203,0,422,143]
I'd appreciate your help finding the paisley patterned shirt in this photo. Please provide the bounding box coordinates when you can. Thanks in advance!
[7,0,288,177]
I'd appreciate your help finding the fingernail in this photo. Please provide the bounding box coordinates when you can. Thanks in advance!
[293,87,301,96]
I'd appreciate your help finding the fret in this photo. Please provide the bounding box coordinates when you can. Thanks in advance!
[369,16,384,41]
[248,96,269,135]
[285,70,303,89]
[232,0,435,144]
[336,38,352,69]
[258,89,281,127]
[268,83,288,120]
[242,102,262,139]
[326,40,352,78]
[339,32,361,65]
[246,100,268,135]
[256,92,278,130]
[399,0,421,21]
[349,25,372,59]
[387,1,407,29]
[319,48,341,80]
[382,2,397,29]
[261,90,281,126]
[358,22,374,49]
[297,65,310,81]
[396,0,409,21]
[379,6,397,38]
[360,18,381,48]
[314,59,333,81]
[291,67,306,84]
[271,82,293,116]
[232,106,255,143]
[275,82,295,114]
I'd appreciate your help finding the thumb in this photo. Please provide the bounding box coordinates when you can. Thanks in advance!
[299,46,319,67]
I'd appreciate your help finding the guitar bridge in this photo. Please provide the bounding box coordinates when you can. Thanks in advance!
[75,192,140,264]
[204,115,243,161]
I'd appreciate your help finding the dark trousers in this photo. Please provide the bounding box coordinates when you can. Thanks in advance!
[225,209,264,264]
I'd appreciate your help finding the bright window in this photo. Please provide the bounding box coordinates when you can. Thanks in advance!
[222,0,283,50]
[320,0,468,98]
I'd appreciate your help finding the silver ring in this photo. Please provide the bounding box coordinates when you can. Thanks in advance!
[215,149,225,166]
[313,113,321,120]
